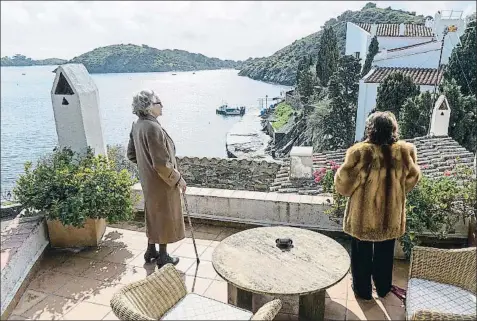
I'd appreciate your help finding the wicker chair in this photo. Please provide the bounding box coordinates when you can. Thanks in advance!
[406,246,476,320]
[110,264,282,320]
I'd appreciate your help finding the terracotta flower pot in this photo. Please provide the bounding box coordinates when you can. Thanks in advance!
[46,218,106,248]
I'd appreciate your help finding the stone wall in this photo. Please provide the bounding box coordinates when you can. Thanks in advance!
[177,157,282,192]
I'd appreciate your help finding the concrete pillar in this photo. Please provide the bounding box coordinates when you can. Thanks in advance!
[370,24,377,37]
[50,64,106,156]
[399,23,405,36]
[289,146,313,179]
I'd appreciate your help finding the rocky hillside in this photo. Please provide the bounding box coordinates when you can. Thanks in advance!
[238,2,427,85]
[69,44,241,74]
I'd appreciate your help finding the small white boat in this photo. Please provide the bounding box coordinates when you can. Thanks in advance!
[216,104,245,116]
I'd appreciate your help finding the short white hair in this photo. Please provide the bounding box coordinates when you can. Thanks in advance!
[132,89,159,116]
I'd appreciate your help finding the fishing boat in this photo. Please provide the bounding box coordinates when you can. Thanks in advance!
[216,104,246,116]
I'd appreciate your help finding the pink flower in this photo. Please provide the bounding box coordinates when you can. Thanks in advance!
[320,168,327,174]
[314,176,322,183]
[330,160,336,166]
[331,165,340,171]
[444,170,451,176]
[421,164,429,169]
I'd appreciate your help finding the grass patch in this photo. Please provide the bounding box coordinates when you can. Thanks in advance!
[271,102,294,130]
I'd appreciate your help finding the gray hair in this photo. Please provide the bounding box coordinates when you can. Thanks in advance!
[132,90,158,116]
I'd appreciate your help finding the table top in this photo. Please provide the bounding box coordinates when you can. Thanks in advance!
[212,226,350,296]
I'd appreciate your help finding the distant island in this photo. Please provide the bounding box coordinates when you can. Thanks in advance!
[1,44,242,73]
[1,54,67,67]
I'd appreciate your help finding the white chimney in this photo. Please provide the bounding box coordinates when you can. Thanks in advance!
[399,23,405,36]
[425,17,434,28]
[429,95,451,136]
[370,24,378,37]
[289,146,314,179]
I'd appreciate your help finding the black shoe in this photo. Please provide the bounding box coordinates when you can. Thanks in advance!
[144,246,159,263]
[351,284,372,300]
[157,254,180,269]
[377,289,390,298]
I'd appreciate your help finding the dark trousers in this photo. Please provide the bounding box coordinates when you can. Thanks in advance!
[351,237,395,298]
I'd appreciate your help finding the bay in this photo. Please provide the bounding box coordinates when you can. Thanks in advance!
[1,66,289,193]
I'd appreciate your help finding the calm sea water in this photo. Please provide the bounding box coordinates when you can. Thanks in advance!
[1,66,289,193]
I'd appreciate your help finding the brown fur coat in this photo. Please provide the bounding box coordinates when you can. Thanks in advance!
[334,141,421,241]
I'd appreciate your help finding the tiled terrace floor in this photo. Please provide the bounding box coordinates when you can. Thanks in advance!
[8,223,408,320]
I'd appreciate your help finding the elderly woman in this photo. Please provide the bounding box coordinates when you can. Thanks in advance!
[127,90,187,268]
[334,111,421,300]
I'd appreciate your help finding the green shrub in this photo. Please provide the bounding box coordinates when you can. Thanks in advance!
[13,147,137,228]
[315,162,347,221]
[401,163,476,258]
[272,102,294,130]
[107,144,139,181]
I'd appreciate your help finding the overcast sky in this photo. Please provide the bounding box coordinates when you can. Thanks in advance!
[1,1,475,61]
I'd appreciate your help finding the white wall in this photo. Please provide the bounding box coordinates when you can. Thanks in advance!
[355,81,379,141]
[345,22,371,65]
[373,33,461,68]
[374,44,441,68]
[355,82,436,141]
[377,36,435,50]
[434,13,466,42]
[51,93,88,153]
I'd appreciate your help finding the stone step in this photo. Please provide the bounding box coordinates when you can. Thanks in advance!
[278,188,299,193]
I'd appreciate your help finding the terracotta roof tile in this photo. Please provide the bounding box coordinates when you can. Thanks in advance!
[364,67,444,85]
[357,23,434,37]
[271,136,474,194]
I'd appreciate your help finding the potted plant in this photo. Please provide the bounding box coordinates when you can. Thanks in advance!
[13,147,137,248]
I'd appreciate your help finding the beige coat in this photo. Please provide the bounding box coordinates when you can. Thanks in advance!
[127,115,185,244]
[334,141,421,242]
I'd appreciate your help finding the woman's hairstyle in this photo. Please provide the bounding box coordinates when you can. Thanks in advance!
[365,111,399,146]
[132,90,158,117]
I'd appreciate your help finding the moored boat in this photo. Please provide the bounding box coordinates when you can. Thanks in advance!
[216,104,245,116]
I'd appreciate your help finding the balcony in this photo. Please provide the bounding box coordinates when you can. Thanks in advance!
[5,224,409,320]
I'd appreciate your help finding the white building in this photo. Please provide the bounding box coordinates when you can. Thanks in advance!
[355,66,444,141]
[345,10,467,67]
[346,10,467,141]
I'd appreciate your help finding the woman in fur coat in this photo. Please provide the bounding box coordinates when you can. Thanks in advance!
[334,111,421,300]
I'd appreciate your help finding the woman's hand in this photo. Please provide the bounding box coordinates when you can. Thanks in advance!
[178,176,187,193]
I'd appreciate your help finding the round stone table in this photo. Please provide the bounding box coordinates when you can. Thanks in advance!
[212,226,350,321]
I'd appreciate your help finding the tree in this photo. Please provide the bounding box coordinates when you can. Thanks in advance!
[363,2,377,10]
[375,72,420,120]
[399,91,434,138]
[316,27,339,86]
[297,66,314,104]
[320,55,362,150]
[439,79,477,152]
[361,36,379,76]
[296,56,308,84]
[444,17,476,96]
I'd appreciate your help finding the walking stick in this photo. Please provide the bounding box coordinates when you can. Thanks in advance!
[182,192,200,264]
